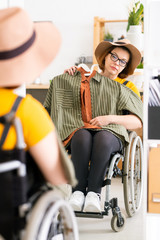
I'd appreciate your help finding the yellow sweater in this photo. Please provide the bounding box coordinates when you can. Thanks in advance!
[0,88,54,150]
[115,77,140,98]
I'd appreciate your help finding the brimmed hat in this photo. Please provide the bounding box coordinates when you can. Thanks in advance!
[95,39,142,74]
[0,7,61,87]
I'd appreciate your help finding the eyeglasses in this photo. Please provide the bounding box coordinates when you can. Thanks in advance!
[109,52,128,67]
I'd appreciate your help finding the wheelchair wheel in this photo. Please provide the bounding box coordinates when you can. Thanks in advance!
[23,191,79,240]
[111,213,126,232]
[123,131,143,217]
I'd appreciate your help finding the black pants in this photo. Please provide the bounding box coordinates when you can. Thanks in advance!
[70,129,122,195]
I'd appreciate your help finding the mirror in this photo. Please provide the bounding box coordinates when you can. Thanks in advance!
[23,0,145,239]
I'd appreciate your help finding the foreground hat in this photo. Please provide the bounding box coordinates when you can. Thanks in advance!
[0,7,61,87]
[95,39,142,74]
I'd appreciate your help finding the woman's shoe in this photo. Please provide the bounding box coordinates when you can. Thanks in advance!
[69,191,85,211]
[83,191,101,213]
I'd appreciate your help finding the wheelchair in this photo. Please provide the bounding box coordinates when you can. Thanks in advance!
[0,110,79,240]
[74,130,143,232]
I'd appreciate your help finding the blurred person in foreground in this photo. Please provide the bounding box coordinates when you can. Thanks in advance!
[0,7,76,188]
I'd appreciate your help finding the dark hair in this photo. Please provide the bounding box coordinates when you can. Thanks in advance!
[98,46,132,79]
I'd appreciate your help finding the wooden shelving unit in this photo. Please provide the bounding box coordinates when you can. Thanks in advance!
[26,84,49,89]
[93,16,127,64]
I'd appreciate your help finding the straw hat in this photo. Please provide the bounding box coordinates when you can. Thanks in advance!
[95,39,142,74]
[0,7,61,87]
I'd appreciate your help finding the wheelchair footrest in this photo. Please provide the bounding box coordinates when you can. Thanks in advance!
[75,211,104,219]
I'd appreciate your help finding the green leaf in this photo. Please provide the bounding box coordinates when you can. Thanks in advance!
[127,1,144,31]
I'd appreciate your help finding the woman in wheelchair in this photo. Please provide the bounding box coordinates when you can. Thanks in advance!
[0,7,77,240]
[44,39,143,214]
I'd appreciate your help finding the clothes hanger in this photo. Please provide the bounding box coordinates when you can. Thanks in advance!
[78,63,91,76]
[78,63,101,76]
[90,64,101,73]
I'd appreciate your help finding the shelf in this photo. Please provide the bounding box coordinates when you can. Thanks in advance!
[93,16,127,64]
[26,84,49,89]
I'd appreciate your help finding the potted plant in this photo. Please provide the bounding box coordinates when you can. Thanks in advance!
[126,1,144,50]
[127,1,144,32]
[104,32,114,42]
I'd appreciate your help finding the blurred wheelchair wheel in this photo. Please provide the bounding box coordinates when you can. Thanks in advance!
[23,191,79,240]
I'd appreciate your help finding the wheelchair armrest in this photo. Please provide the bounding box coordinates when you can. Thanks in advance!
[128,128,143,140]
[0,160,22,173]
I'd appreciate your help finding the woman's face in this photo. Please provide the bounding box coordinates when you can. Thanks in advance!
[103,47,130,80]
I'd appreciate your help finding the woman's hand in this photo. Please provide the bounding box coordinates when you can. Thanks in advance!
[90,116,112,126]
[90,114,142,130]
[64,66,77,75]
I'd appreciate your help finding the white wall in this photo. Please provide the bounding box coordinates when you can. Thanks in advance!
[23,0,132,83]
[0,0,142,83]
[0,0,24,8]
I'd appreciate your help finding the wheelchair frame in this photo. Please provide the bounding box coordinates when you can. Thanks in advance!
[75,131,143,232]
[0,116,79,240]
